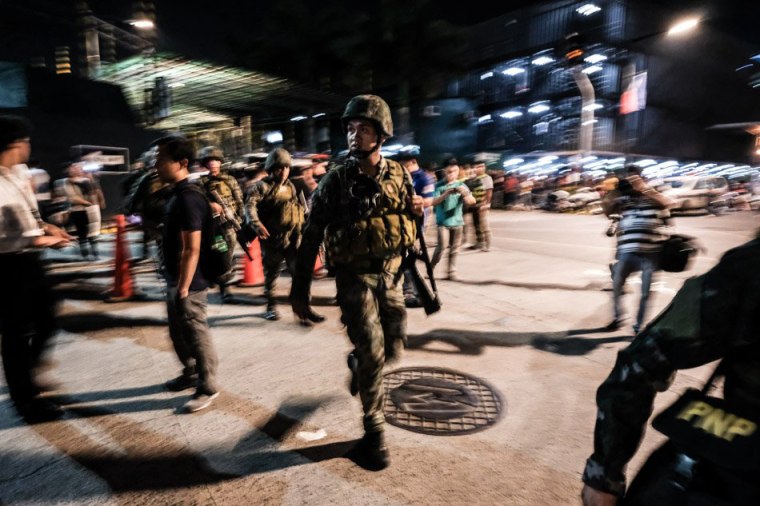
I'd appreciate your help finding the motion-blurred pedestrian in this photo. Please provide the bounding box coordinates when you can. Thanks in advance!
[0,115,73,423]
[431,158,475,280]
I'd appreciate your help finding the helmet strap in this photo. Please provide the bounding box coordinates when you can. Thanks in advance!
[350,133,383,160]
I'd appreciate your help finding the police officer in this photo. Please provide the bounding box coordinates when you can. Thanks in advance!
[582,237,760,505]
[245,148,305,321]
[199,147,244,301]
[291,95,424,470]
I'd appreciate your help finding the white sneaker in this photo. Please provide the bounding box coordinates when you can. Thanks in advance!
[183,392,219,413]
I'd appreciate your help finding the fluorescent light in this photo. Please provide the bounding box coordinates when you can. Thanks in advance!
[582,103,604,111]
[532,56,554,66]
[312,113,325,118]
[480,72,494,80]
[168,82,185,88]
[577,4,601,16]
[584,54,607,64]
[290,116,306,122]
[528,104,550,114]
[500,110,523,119]
[539,156,558,164]
[478,114,492,123]
[129,19,155,29]
[265,132,283,143]
[503,158,524,167]
[503,67,525,76]
[582,65,603,74]
[668,18,700,36]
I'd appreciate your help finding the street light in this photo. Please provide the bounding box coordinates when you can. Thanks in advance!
[129,19,155,30]
[667,17,700,36]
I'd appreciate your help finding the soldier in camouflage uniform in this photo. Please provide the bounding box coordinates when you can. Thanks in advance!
[198,147,244,301]
[291,95,424,470]
[582,237,760,505]
[123,147,170,262]
[245,148,305,321]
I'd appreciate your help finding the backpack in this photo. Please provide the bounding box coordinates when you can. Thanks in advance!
[659,234,698,273]
[179,184,229,283]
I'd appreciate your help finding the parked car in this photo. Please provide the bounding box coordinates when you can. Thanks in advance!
[657,176,729,212]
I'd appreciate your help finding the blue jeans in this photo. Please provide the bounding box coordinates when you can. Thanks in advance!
[612,252,659,332]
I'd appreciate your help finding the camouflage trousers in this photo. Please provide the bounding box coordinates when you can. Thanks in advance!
[261,240,298,307]
[335,266,407,433]
[216,227,238,287]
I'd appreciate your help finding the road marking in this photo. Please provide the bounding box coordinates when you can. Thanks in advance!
[296,429,327,442]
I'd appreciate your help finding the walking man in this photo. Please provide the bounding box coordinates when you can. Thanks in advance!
[608,167,673,334]
[199,146,244,301]
[395,149,434,307]
[290,95,424,470]
[431,158,475,281]
[154,134,219,412]
[245,148,305,320]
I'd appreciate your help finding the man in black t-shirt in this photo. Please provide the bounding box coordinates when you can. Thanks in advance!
[154,134,219,413]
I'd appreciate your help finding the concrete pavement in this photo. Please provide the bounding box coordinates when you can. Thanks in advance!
[1,210,756,505]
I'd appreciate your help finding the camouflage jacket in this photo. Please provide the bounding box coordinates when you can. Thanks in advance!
[583,238,760,497]
[201,173,244,224]
[291,157,416,296]
[244,177,304,246]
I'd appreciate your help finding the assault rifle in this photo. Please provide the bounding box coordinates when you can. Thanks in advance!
[209,188,254,261]
[403,183,441,315]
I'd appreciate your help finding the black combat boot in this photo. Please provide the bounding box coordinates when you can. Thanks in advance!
[219,283,232,303]
[347,352,359,396]
[264,300,280,321]
[351,430,389,471]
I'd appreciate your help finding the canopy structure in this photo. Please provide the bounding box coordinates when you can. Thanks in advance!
[95,52,347,130]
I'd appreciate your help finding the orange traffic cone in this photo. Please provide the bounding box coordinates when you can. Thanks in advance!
[105,214,134,302]
[238,238,265,287]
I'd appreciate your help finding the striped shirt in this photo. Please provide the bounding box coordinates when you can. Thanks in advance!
[0,165,44,253]
[616,197,669,254]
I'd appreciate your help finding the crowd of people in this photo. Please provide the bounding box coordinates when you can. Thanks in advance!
[2,95,759,502]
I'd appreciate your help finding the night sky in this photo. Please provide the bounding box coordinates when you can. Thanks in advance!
[2,0,759,70]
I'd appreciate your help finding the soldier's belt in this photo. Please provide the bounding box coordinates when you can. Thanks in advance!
[336,256,402,274]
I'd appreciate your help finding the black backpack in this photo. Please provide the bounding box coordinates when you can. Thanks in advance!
[179,184,229,283]
[659,234,699,273]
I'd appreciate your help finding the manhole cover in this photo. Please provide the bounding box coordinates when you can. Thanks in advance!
[383,367,504,435]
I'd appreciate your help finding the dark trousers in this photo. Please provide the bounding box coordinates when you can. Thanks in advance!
[261,240,298,307]
[70,210,98,258]
[0,252,58,407]
[166,287,218,395]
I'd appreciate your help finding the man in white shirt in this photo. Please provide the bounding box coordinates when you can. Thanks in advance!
[0,115,72,423]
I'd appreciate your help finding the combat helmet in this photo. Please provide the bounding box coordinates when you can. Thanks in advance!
[264,148,292,173]
[341,95,393,138]
[198,146,224,165]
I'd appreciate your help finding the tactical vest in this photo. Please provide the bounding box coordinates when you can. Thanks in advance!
[203,174,239,214]
[258,180,305,232]
[324,159,417,265]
